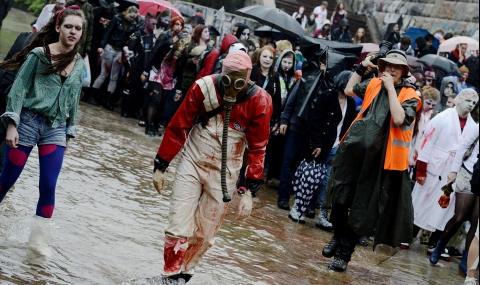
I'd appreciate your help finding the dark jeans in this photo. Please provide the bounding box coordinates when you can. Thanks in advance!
[277,129,306,203]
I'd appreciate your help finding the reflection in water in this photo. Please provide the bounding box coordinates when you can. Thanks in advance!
[0,103,471,284]
[0,9,473,283]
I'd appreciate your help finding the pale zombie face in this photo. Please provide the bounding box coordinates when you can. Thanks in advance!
[56,15,84,48]
[444,83,455,96]
[125,12,136,22]
[183,24,193,34]
[423,98,439,112]
[458,98,477,114]
[240,29,250,40]
[160,16,171,28]
[281,56,294,72]
[55,0,66,10]
[446,97,455,108]
[260,49,274,69]
[201,28,210,41]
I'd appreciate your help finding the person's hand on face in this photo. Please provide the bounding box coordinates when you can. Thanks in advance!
[380,71,395,90]
[382,62,403,86]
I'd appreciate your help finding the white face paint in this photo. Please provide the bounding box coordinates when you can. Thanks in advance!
[299,7,304,14]
[310,14,315,21]
[183,24,193,34]
[444,83,455,96]
[281,57,293,72]
[260,50,273,69]
[423,98,438,112]
[240,29,250,40]
[446,97,455,108]
[458,98,477,114]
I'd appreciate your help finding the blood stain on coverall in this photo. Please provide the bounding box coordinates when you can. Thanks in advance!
[421,127,435,150]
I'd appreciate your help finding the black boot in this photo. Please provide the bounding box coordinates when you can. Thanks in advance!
[103,92,114,111]
[322,238,339,258]
[86,88,99,106]
[121,90,131,117]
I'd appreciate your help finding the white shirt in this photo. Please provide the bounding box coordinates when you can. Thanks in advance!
[313,6,328,30]
[333,100,347,148]
[451,123,479,173]
[33,4,56,31]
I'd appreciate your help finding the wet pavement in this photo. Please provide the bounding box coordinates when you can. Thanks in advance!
[0,8,477,285]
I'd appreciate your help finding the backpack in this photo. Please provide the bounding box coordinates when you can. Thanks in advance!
[0,32,35,111]
[197,47,221,75]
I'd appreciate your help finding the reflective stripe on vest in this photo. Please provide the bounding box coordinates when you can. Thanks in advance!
[340,78,421,171]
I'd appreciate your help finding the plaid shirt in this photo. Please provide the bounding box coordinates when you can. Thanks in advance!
[67,0,93,55]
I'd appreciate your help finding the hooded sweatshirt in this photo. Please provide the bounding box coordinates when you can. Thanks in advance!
[331,19,352,43]
[196,34,237,79]
[275,50,297,109]
[435,76,456,112]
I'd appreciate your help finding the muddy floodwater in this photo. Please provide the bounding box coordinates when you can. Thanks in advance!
[0,8,477,285]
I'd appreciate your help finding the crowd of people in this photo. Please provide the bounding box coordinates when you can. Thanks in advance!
[0,1,479,285]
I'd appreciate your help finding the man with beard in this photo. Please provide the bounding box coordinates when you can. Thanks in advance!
[68,0,94,56]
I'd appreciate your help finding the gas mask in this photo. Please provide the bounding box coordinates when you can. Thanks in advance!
[173,34,191,59]
[221,71,247,105]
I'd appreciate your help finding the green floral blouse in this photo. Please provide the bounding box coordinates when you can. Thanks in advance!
[2,48,85,138]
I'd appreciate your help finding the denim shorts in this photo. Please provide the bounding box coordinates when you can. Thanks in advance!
[17,109,67,147]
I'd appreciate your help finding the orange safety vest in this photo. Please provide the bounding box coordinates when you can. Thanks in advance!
[340,78,421,171]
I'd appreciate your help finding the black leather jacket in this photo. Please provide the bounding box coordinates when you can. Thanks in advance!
[101,14,137,49]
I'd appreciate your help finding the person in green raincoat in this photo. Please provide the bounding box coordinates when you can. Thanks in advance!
[321,50,421,272]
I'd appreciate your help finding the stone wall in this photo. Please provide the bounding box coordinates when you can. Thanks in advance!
[347,0,479,41]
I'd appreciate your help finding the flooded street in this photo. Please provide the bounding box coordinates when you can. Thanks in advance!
[0,8,476,285]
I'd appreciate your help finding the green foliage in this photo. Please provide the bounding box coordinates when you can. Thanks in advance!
[15,0,46,16]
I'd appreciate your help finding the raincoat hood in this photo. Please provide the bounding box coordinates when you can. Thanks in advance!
[220,34,239,54]
[275,49,297,78]
[340,19,349,29]
[321,20,331,30]
[440,76,457,97]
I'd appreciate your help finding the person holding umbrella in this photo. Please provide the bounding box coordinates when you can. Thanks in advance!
[323,50,421,272]
[449,43,468,67]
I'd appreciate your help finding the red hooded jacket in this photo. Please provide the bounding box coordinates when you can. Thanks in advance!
[196,34,238,80]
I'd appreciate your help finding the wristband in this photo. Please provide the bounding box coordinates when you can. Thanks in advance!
[153,154,169,173]
[142,71,149,77]
[355,63,367,76]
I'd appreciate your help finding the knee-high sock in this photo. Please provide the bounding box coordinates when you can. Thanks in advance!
[36,145,65,218]
[0,145,33,203]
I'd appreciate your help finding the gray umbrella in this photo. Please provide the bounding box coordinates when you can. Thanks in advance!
[416,54,462,77]
[254,25,281,38]
[174,3,196,17]
[237,5,304,38]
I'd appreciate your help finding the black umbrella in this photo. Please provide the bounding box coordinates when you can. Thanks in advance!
[416,54,462,77]
[254,25,281,38]
[237,5,304,38]
[174,3,196,17]
[299,36,363,61]
[118,0,138,8]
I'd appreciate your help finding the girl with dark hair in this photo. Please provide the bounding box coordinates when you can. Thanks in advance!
[330,2,347,31]
[0,6,86,256]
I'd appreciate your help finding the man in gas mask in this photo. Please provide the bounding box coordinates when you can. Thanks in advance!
[151,51,272,284]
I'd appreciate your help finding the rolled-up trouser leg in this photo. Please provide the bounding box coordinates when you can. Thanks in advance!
[163,156,202,275]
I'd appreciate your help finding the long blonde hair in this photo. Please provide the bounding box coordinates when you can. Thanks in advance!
[353,28,366,44]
